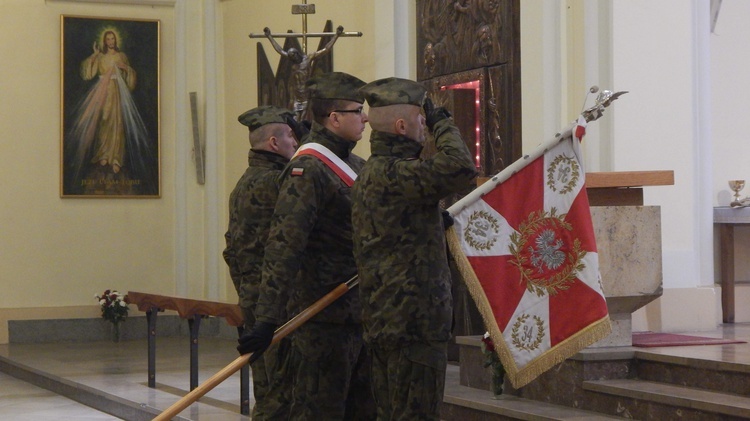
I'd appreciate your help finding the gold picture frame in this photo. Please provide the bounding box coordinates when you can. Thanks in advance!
[60,15,160,197]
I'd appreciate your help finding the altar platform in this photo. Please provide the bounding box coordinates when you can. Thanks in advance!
[3,323,750,420]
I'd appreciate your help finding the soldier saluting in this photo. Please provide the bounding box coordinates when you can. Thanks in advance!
[352,77,478,420]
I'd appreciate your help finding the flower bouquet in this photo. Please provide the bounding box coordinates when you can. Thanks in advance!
[481,331,506,397]
[95,289,129,342]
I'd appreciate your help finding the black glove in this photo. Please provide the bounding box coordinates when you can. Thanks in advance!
[423,98,451,132]
[286,115,311,142]
[442,210,454,230]
[237,321,277,362]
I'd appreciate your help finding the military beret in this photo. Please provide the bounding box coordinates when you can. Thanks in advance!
[359,77,427,108]
[238,105,295,130]
[306,72,366,103]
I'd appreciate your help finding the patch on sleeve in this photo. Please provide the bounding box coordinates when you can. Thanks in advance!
[291,167,304,177]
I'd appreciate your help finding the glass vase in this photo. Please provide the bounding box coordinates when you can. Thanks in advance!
[112,321,121,343]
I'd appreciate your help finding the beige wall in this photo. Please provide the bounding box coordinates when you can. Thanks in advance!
[0,1,181,343]
[0,0,383,344]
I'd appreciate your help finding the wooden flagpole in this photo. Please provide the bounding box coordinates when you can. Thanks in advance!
[153,275,359,421]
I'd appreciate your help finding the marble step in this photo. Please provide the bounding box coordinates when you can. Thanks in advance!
[584,378,750,420]
[634,350,750,396]
[441,364,623,420]
[0,350,244,421]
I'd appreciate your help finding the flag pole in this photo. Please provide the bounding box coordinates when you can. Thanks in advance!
[153,275,359,421]
[447,88,627,217]
[447,123,577,217]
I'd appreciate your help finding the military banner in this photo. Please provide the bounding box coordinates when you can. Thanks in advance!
[446,117,611,388]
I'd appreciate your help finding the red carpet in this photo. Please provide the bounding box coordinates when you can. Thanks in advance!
[632,331,747,348]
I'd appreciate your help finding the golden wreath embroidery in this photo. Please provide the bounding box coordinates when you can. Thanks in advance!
[464,210,500,251]
[546,153,580,195]
[508,208,587,297]
[511,313,545,351]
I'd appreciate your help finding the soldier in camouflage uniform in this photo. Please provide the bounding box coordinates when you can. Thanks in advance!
[352,77,478,420]
[223,105,300,420]
[238,72,376,420]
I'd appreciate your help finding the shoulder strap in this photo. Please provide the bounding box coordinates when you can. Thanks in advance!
[293,143,357,187]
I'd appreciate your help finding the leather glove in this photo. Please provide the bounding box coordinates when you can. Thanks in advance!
[423,98,452,132]
[442,209,454,230]
[237,321,277,362]
[286,115,311,142]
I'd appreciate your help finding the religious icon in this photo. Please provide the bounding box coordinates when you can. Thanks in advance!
[61,16,160,197]
[250,2,361,119]
[263,25,344,115]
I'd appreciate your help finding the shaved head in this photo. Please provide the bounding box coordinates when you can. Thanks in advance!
[367,104,420,133]
[249,123,287,149]
[368,104,426,144]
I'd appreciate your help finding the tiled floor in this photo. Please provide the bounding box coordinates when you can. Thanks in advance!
[0,336,251,420]
[2,324,750,420]
[0,371,120,420]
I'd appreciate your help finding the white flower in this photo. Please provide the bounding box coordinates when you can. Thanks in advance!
[99,299,106,306]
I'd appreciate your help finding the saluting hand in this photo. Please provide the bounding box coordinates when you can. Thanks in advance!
[423,98,452,132]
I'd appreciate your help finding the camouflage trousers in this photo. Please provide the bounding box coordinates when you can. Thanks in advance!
[249,337,294,420]
[243,311,293,420]
[369,341,447,421]
[288,321,376,420]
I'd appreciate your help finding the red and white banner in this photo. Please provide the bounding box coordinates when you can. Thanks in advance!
[447,117,610,388]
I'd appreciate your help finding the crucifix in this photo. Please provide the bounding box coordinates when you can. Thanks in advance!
[249,1,362,118]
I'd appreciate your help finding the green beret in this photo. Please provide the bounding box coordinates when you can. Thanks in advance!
[359,77,427,107]
[306,72,366,103]
[238,105,295,131]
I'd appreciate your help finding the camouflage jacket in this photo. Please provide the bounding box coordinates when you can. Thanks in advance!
[223,150,288,312]
[351,118,478,348]
[255,123,365,326]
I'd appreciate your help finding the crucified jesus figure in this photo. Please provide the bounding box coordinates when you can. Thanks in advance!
[264,25,344,114]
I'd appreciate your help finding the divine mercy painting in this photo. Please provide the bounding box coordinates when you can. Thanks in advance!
[61,16,160,197]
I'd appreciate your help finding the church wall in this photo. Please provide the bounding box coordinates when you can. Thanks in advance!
[711,0,750,286]
[522,1,732,332]
[610,0,719,331]
[0,0,392,345]
[0,0,183,343]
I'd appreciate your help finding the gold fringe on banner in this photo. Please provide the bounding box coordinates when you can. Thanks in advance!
[446,225,611,389]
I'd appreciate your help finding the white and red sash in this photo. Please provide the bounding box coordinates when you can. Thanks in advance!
[292,143,357,187]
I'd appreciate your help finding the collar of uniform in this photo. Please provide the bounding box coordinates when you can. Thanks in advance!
[248,149,289,167]
[369,130,423,159]
[304,121,356,158]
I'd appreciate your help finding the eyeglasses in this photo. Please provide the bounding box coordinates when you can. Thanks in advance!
[330,107,364,116]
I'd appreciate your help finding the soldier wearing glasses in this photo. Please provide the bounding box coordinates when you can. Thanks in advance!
[238,72,375,420]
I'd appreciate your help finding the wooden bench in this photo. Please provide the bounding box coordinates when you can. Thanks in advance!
[126,291,250,415]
